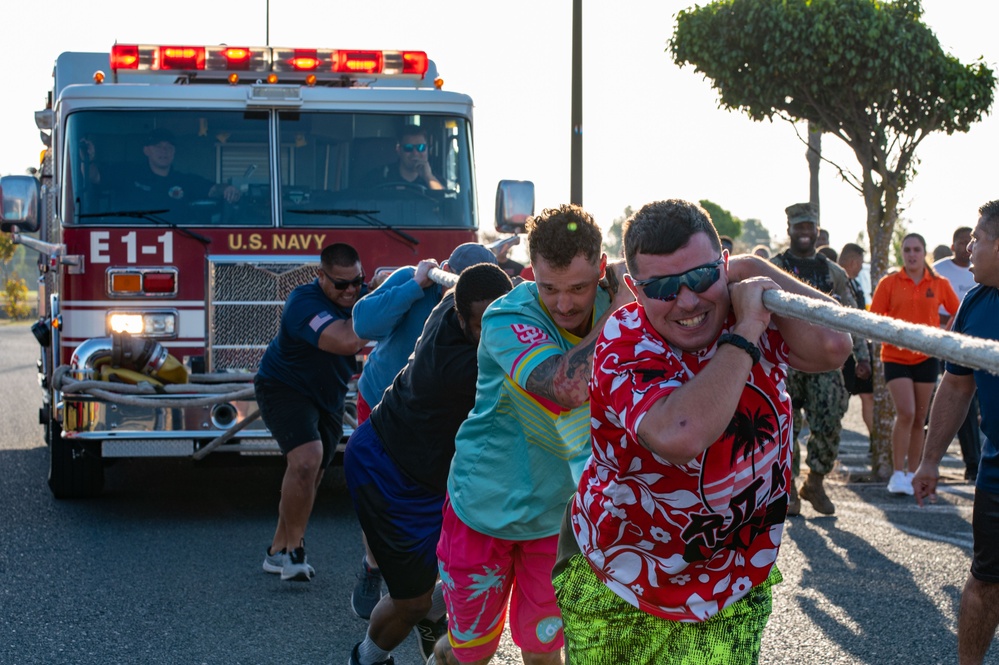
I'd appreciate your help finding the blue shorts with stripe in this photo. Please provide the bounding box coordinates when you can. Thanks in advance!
[344,419,445,599]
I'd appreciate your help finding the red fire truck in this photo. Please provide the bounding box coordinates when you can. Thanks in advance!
[0,44,532,498]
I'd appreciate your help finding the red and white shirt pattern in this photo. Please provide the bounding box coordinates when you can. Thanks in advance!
[570,302,793,622]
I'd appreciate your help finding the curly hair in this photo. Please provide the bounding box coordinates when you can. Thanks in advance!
[526,204,602,269]
[623,200,720,275]
[454,263,513,322]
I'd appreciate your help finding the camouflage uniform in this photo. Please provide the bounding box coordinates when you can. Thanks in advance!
[771,250,865,477]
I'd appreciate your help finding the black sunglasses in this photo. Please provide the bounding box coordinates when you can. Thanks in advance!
[321,269,364,290]
[631,259,724,302]
[401,143,427,153]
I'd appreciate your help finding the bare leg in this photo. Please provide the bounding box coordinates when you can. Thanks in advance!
[434,636,493,665]
[859,393,874,439]
[887,378,915,472]
[522,650,563,665]
[362,531,379,569]
[958,575,999,664]
[270,440,323,553]
[909,381,936,472]
[366,589,433,652]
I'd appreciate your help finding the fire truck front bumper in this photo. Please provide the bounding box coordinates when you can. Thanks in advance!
[59,395,353,458]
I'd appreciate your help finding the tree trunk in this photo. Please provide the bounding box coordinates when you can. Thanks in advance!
[866,182,898,481]
[807,123,821,214]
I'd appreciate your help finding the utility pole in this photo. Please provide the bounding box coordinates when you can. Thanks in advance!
[570,0,583,206]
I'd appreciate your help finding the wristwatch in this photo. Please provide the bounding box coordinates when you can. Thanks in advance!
[717,333,761,365]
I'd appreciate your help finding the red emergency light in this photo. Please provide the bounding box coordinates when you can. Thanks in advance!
[333,51,383,74]
[159,46,205,70]
[289,49,320,71]
[109,44,431,81]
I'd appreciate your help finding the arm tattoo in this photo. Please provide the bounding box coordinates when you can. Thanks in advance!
[525,355,560,403]
[524,338,598,407]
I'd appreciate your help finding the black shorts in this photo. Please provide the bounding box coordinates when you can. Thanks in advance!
[254,376,341,470]
[842,354,873,395]
[344,420,444,599]
[884,357,939,384]
[972,489,999,583]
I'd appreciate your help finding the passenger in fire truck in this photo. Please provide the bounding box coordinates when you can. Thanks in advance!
[359,125,444,192]
[81,129,240,213]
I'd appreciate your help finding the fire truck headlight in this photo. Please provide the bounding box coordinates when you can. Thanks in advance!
[107,311,177,338]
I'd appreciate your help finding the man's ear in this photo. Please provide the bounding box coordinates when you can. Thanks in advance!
[624,273,641,301]
[599,252,608,279]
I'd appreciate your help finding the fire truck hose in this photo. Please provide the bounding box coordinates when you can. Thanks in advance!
[429,267,458,289]
[762,290,999,376]
[52,365,257,408]
[192,409,261,461]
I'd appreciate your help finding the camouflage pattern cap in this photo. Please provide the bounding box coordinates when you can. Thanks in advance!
[786,202,819,226]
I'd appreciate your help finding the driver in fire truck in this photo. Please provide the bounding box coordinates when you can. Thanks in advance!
[359,125,444,192]
[80,128,240,212]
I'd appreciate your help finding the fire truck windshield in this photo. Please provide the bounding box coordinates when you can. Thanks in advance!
[65,110,477,231]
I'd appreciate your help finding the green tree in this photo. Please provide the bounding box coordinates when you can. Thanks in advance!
[698,200,741,240]
[603,206,633,260]
[3,273,30,320]
[739,218,772,251]
[671,0,995,479]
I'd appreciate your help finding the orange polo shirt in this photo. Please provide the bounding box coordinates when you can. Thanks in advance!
[870,267,960,365]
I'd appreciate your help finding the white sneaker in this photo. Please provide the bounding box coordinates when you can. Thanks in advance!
[887,470,914,495]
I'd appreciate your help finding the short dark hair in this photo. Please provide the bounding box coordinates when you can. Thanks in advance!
[953,226,973,242]
[398,124,428,142]
[840,242,865,261]
[454,263,513,322]
[817,245,838,262]
[526,204,603,269]
[623,200,720,276]
[979,200,999,239]
[321,242,360,269]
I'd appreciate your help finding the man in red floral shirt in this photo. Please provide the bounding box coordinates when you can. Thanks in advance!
[552,199,852,664]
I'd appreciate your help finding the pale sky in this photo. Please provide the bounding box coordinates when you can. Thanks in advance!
[1,0,996,256]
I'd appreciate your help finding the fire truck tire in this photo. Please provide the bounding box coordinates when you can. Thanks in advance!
[47,420,104,499]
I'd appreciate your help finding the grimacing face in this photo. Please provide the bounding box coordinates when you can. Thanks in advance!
[628,232,729,353]
[533,252,605,338]
[318,261,364,309]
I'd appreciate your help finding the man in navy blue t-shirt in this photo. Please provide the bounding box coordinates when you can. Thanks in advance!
[254,243,368,582]
[915,200,999,664]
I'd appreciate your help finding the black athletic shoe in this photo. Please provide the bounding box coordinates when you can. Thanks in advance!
[414,615,447,663]
[348,642,394,665]
[281,546,312,582]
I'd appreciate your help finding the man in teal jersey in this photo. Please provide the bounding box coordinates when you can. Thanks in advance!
[433,204,634,665]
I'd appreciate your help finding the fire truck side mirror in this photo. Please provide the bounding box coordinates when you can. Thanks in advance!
[0,175,41,233]
[495,180,534,235]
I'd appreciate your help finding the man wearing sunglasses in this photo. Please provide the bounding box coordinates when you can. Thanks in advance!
[771,202,865,516]
[254,243,369,582]
[362,125,443,192]
[553,199,852,665]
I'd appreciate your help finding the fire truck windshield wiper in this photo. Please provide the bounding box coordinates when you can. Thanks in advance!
[287,208,419,246]
[77,209,212,245]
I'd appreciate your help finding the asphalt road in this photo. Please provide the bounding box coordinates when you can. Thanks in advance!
[0,321,992,664]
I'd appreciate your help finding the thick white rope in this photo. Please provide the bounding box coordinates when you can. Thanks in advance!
[763,290,999,376]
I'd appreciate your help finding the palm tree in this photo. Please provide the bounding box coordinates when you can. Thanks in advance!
[726,408,777,475]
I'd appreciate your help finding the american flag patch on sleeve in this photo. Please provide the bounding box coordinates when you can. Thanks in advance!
[309,311,334,331]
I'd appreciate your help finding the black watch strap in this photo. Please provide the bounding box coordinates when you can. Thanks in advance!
[717,333,761,365]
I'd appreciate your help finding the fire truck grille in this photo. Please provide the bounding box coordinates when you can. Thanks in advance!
[208,260,318,372]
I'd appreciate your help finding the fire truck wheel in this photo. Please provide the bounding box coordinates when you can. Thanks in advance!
[47,420,104,499]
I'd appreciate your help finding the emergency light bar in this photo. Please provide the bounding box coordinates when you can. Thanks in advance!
[110,44,429,81]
